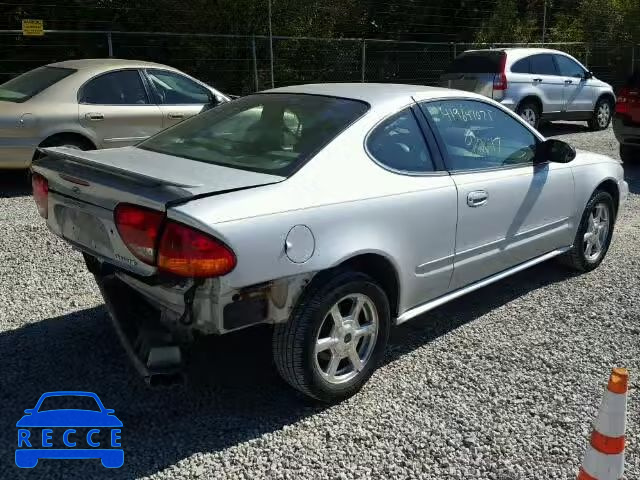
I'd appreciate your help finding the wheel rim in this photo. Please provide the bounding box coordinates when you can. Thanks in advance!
[314,293,379,385]
[583,202,610,262]
[521,108,537,127]
[597,103,611,128]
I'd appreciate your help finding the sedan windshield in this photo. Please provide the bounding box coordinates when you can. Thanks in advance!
[139,93,369,176]
[0,66,76,103]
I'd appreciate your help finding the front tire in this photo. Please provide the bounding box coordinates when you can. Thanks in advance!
[561,190,616,272]
[273,269,390,403]
[588,97,613,131]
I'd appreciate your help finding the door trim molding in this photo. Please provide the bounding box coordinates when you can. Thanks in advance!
[396,246,571,325]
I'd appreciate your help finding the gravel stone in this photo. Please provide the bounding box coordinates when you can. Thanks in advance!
[0,123,637,479]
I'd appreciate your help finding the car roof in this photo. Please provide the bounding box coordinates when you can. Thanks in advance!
[264,82,486,105]
[47,58,176,73]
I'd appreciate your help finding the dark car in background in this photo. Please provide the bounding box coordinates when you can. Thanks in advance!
[613,70,640,163]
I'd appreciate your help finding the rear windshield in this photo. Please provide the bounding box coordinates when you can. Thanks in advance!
[445,51,505,74]
[0,66,76,103]
[139,93,369,176]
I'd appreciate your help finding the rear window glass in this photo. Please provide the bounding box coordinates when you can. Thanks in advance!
[511,58,531,74]
[0,66,75,103]
[139,93,369,176]
[445,52,505,74]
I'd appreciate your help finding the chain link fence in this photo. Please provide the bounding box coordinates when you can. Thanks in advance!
[0,30,637,94]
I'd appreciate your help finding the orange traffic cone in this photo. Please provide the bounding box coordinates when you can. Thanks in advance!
[577,368,629,480]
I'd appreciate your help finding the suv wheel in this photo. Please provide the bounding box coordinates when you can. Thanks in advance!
[517,101,540,129]
[560,190,616,272]
[588,98,613,131]
[273,269,390,403]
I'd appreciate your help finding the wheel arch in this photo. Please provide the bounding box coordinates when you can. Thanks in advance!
[596,92,616,107]
[595,178,620,213]
[33,132,97,160]
[516,95,543,115]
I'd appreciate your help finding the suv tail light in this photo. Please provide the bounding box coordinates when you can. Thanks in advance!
[493,54,508,91]
[114,203,236,278]
[616,87,630,115]
[32,173,49,219]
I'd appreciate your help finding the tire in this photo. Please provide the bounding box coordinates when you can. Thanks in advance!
[561,190,616,272]
[35,135,93,160]
[620,144,639,163]
[273,269,390,403]
[588,97,613,131]
[516,101,540,129]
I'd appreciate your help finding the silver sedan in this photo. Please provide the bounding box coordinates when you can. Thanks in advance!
[0,59,228,169]
[32,83,629,402]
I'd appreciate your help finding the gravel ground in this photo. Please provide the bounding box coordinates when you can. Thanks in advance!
[0,123,638,479]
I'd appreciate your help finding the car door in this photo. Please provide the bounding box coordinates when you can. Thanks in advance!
[144,69,216,129]
[554,54,595,115]
[418,99,575,289]
[78,69,163,148]
[529,54,565,114]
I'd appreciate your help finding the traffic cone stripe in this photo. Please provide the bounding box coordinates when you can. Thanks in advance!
[590,430,625,455]
[607,368,629,394]
[577,468,599,480]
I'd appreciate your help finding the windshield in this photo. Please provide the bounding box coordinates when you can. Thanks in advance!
[445,51,505,74]
[0,66,76,103]
[139,93,369,176]
[37,395,101,412]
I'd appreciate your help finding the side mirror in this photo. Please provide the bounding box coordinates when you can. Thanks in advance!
[537,139,576,164]
[207,91,220,107]
[584,71,594,80]
[104,409,115,414]
[23,409,34,414]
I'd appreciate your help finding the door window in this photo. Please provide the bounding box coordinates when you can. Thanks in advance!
[511,58,531,74]
[529,54,558,76]
[420,100,538,171]
[79,70,149,105]
[554,55,585,78]
[366,108,435,173]
[146,70,211,105]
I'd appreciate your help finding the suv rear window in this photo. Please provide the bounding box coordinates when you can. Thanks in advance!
[139,93,369,176]
[0,66,75,103]
[445,51,505,74]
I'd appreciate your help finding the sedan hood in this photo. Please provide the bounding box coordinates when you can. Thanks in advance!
[16,410,123,428]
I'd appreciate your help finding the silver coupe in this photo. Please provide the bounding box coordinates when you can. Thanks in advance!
[32,83,629,402]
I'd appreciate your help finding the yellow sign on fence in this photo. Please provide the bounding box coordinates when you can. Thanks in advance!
[22,19,44,36]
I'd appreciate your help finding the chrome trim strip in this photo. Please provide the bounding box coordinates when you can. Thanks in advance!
[103,136,148,143]
[396,247,571,325]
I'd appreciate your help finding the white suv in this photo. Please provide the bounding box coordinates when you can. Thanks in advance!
[439,48,615,130]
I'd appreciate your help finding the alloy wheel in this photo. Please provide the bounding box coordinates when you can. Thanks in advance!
[597,102,611,128]
[521,108,537,127]
[583,202,610,262]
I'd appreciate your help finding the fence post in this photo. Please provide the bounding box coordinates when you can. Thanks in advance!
[361,39,366,82]
[267,0,275,88]
[452,42,457,58]
[251,35,259,92]
[107,32,113,57]
[585,47,589,68]
[632,46,636,74]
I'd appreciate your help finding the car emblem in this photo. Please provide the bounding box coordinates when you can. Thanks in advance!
[72,186,81,193]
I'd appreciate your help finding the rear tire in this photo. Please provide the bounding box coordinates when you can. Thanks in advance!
[272,269,390,403]
[560,190,616,272]
[35,135,94,160]
[588,97,613,131]
[517,101,540,129]
[620,144,639,163]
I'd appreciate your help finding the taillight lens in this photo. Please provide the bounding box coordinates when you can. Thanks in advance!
[114,204,164,264]
[616,87,630,114]
[32,173,49,219]
[114,203,236,278]
[493,54,508,91]
[158,221,236,278]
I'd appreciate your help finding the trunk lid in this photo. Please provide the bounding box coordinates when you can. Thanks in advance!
[33,146,284,276]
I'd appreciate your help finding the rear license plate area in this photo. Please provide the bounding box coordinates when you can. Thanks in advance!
[57,205,113,257]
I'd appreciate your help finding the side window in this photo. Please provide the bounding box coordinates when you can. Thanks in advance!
[79,70,149,105]
[511,57,530,74]
[366,108,435,173]
[529,54,558,76]
[146,70,210,104]
[555,55,585,78]
[420,100,537,171]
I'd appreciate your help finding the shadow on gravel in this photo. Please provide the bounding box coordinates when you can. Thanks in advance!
[538,121,590,137]
[0,261,578,479]
[0,170,30,198]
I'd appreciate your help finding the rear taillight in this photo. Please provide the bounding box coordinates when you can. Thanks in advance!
[616,87,630,115]
[114,203,236,278]
[32,173,49,219]
[114,204,164,264]
[493,54,508,91]
[158,221,236,278]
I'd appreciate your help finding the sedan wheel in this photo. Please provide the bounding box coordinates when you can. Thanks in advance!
[583,202,610,263]
[273,269,390,403]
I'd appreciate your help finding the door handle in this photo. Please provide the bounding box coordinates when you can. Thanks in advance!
[85,113,104,121]
[565,79,573,85]
[533,78,543,83]
[167,113,185,119]
[467,190,489,207]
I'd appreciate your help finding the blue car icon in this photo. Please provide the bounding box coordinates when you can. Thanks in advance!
[16,391,123,468]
